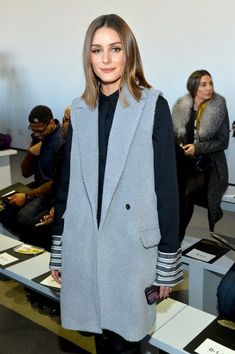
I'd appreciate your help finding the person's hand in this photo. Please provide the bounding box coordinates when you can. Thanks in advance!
[159,286,172,299]
[183,143,195,157]
[40,207,55,225]
[8,193,26,207]
[51,269,61,284]
[29,141,42,156]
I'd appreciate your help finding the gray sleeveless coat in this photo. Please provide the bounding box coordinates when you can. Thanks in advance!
[60,88,162,341]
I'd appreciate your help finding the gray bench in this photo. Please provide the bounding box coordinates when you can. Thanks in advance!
[221,185,235,212]
[182,235,235,315]
[0,233,59,301]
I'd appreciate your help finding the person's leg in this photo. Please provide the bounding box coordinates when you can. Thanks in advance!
[16,197,51,228]
[0,203,20,232]
[94,332,110,354]
[179,173,206,243]
[15,198,53,250]
[94,330,141,354]
[217,263,235,321]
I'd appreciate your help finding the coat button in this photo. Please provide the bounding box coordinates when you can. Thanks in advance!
[126,204,130,210]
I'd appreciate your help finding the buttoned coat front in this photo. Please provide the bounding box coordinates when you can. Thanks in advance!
[59,88,162,341]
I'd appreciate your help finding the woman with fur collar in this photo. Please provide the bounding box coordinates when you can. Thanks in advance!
[172,70,229,242]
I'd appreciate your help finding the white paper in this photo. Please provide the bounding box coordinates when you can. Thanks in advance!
[195,338,234,354]
[0,252,19,265]
[186,248,216,262]
[40,275,61,289]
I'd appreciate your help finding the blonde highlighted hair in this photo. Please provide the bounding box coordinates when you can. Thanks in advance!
[82,14,151,109]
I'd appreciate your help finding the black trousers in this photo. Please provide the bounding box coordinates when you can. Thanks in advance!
[178,172,208,243]
[0,197,53,251]
[94,330,141,354]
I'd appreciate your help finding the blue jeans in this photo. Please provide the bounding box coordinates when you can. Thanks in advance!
[217,262,235,320]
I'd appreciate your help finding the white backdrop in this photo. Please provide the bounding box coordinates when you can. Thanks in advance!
[1,0,235,182]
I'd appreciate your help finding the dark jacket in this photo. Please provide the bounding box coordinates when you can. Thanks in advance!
[21,121,65,186]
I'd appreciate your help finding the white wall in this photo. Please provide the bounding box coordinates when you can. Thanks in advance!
[1,0,235,182]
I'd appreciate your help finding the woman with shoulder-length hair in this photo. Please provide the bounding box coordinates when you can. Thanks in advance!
[172,70,229,243]
[50,14,182,353]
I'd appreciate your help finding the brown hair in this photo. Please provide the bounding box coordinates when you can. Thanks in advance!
[82,14,151,108]
[186,70,212,98]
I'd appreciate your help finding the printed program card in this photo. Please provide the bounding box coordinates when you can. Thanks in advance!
[40,275,61,289]
[195,338,234,354]
[185,248,216,262]
[0,252,19,266]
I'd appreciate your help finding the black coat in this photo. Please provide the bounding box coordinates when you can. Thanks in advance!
[172,93,229,230]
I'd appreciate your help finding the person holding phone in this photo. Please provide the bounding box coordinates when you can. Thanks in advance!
[172,70,229,243]
[50,14,182,353]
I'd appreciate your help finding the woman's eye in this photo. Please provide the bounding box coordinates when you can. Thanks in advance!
[112,47,122,52]
[91,48,101,54]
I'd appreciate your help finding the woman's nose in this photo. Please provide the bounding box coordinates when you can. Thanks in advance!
[102,50,111,64]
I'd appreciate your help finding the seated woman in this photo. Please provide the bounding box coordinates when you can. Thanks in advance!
[217,262,235,321]
[172,70,229,242]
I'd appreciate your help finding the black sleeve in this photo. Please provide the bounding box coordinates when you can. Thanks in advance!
[52,121,72,235]
[153,95,180,252]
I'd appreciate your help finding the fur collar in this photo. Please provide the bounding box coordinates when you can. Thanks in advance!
[172,93,227,140]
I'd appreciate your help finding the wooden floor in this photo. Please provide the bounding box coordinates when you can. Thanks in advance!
[0,277,95,353]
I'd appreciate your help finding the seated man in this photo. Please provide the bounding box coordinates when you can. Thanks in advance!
[37,105,71,227]
[0,105,65,250]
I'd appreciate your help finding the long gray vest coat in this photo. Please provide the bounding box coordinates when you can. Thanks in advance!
[60,88,162,341]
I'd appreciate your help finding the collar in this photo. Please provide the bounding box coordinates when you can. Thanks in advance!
[99,89,119,106]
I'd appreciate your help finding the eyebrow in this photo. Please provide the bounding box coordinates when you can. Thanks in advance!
[91,41,122,47]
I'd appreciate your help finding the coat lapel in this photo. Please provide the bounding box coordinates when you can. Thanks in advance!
[75,100,99,227]
[99,91,146,229]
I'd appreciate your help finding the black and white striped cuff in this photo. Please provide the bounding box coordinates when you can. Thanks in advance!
[154,248,183,286]
[49,235,62,270]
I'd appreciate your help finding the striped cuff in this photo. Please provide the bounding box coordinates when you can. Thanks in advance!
[49,235,62,270]
[154,248,183,287]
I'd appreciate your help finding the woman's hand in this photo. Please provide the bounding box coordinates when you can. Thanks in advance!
[159,286,172,299]
[51,269,61,284]
[183,143,195,157]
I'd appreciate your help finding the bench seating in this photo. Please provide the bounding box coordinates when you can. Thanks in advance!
[221,185,235,212]
[182,235,235,315]
[0,149,17,189]
[0,233,218,354]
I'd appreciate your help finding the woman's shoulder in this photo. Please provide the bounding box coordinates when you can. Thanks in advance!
[71,96,85,110]
[173,94,193,109]
[212,92,227,107]
[141,87,162,100]
[172,94,193,121]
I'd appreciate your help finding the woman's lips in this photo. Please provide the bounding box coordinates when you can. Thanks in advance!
[101,68,115,73]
